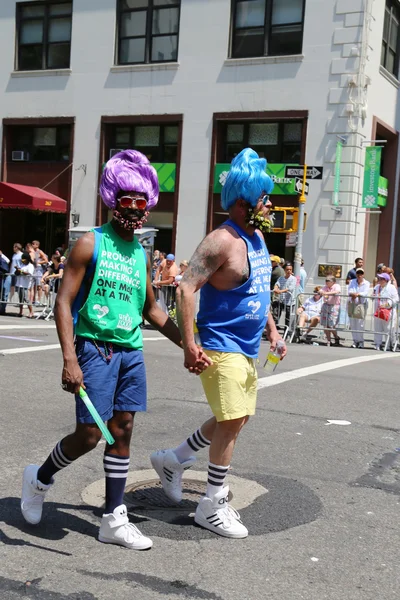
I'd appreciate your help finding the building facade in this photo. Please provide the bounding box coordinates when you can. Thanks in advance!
[0,0,399,284]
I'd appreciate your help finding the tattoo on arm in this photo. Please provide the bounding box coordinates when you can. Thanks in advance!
[181,232,228,291]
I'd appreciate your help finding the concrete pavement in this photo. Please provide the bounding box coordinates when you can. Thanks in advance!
[0,315,399,599]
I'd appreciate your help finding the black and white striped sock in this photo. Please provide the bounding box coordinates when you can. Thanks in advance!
[37,441,75,485]
[174,428,211,463]
[206,462,229,498]
[103,454,130,514]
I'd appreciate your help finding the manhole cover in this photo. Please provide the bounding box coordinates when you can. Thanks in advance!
[124,478,232,511]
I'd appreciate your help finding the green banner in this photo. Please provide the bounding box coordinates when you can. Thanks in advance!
[214,163,298,195]
[333,141,343,206]
[103,161,176,192]
[362,146,382,208]
[151,163,176,192]
[378,175,388,208]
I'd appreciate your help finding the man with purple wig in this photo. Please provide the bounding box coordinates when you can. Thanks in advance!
[20,150,210,550]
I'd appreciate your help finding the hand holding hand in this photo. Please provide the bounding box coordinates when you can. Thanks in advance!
[184,343,213,375]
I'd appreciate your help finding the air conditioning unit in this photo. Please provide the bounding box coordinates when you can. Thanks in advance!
[12,150,29,161]
[109,149,124,159]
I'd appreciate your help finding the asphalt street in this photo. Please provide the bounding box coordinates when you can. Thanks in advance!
[0,314,399,600]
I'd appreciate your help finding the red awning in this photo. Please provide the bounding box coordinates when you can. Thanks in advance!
[0,182,67,213]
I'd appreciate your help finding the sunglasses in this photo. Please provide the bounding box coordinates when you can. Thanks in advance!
[119,195,148,210]
[261,194,271,206]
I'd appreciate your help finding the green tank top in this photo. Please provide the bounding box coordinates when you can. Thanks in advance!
[75,222,147,349]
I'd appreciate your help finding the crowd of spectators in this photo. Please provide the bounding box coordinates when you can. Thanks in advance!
[0,240,66,317]
[272,255,400,351]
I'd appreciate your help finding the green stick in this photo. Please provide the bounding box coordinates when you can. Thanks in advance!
[79,387,115,445]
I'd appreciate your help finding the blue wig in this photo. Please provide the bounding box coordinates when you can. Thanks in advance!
[221,148,274,211]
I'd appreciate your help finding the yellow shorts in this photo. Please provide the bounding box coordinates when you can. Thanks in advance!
[199,350,258,422]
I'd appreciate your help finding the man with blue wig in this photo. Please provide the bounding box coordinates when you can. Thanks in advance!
[151,148,287,538]
[20,150,210,550]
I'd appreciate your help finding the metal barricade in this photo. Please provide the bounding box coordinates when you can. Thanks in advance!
[0,273,37,311]
[152,284,177,318]
[289,291,397,350]
[271,291,296,341]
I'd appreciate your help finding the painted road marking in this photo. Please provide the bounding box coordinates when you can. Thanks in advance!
[0,335,43,343]
[257,353,400,389]
[0,338,168,355]
[0,324,56,330]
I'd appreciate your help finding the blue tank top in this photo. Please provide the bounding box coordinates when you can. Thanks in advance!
[197,220,272,358]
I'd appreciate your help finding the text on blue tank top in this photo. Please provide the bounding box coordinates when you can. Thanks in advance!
[197,220,272,358]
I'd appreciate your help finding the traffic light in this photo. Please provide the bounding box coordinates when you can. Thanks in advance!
[271,207,307,233]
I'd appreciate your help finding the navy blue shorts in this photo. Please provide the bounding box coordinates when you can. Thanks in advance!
[74,337,147,424]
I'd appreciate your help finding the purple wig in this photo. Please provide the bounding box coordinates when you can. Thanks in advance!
[100,149,159,210]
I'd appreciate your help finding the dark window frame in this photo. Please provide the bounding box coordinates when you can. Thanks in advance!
[381,0,400,77]
[116,0,181,65]
[16,1,73,71]
[10,124,72,162]
[230,0,306,60]
[110,123,180,162]
[219,119,303,163]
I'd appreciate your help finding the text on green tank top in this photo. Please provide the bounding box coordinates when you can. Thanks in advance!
[76,222,147,349]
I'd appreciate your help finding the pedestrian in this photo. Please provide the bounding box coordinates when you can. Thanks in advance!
[346,257,364,284]
[384,267,398,289]
[153,253,179,313]
[274,262,297,335]
[296,286,323,342]
[347,268,370,349]
[8,242,23,302]
[0,249,10,315]
[41,253,65,301]
[320,275,341,346]
[20,149,210,550]
[373,263,385,287]
[373,272,399,350]
[151,148,286,539]
[15,252,34,318]
[32,240,48,305]
[175,259,189,284]
[270,255,284,323]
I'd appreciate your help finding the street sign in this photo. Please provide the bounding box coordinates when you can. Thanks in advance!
[286,232,297,247]
[285,166,323,180]
[295,177,309,195]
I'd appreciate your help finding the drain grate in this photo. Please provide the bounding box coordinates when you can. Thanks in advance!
[124,478,232,511]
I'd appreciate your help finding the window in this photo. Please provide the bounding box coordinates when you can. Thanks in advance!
[117,0,181,65]
[231,0,305,59]
[16,2,72,71]
[11,125,71,161]
[221,120,303,163]
[381,0,400,77]
[111,123,179,162]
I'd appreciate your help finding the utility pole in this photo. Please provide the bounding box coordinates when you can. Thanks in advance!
[293,164,307,279]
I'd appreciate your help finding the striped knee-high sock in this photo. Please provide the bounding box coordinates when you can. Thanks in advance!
[37,441,75,485]
[173,428,211,463]
[103,454,130,514]
[206,462,229,498]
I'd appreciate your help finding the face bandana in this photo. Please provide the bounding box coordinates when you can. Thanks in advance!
[113,209,149,231]
[245,207,273,234]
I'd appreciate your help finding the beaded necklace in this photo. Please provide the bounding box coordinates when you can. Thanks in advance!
[93,340,113,362]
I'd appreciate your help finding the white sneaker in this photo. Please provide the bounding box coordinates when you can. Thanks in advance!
[150,449,196,503]
[98,505,152,550]
[194,486,248,539]
[21,464,52,525]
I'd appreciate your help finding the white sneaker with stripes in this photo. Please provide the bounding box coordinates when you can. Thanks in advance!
[150,449,196,503]
[21,464,52,525]
[194,486,248,538]
[98,504,153,550]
